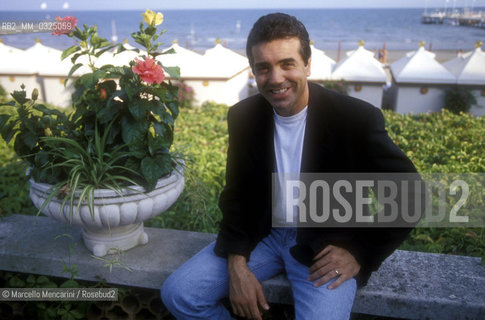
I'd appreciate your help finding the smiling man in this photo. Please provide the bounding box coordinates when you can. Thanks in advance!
[162,13,418,320]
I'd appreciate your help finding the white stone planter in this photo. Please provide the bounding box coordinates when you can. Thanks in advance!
[29,168,184,256]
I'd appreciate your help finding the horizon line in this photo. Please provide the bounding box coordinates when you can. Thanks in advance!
[2,6,484,12]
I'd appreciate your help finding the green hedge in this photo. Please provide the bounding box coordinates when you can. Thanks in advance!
[1,103,484,260]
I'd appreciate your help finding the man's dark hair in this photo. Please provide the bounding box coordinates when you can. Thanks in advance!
[246,13,311,68]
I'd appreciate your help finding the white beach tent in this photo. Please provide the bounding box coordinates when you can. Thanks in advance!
[96,40,146,67]
[308,41,335,82]
[331,41,387,108]
[443,41,485,116]
[157,40,214,106]
[160,40,250,107]
[389,42,456,114]
[188,39,250,106]
[158,40,203,78]
[0,39,43,101]
[23,40,85,108]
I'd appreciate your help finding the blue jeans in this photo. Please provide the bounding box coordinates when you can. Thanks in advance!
[161,228,356,319]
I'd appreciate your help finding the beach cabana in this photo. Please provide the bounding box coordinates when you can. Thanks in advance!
[97,41,146,67]
[308,41,335,82]
[389,42,456,114]
[166,39,249,107]
[24,40,83,108]
[443,41,485,116]
[158,40,202,77]
[330,41,387,108]
[0,40,43,101]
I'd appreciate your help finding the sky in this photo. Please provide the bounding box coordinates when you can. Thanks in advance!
[1,0,485,11]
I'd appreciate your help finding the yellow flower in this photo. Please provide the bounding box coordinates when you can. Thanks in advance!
[44,128,52,136]
[142,9,163,26]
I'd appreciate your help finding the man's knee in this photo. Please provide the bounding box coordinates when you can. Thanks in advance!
[161,274,186,311]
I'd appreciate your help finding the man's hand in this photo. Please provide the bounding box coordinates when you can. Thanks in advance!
[307,245,360,289]
[228,254,269,319]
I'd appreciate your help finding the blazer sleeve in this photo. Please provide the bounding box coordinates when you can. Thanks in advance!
[213,106,258,261]
[340,107,422,278]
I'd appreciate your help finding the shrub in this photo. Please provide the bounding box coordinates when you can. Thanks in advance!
[176,81,196,108]
[2,102,484,260]
[321,80,348,95]
[443,86,478,114]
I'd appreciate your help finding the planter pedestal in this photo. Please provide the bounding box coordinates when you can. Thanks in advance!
[29,168,184,256]
[82,222,149,257]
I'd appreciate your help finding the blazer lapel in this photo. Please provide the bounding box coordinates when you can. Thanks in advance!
[251,99,276,173]
[301,82,333,173]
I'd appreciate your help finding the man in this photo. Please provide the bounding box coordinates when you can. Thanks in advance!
[162,13,418,319]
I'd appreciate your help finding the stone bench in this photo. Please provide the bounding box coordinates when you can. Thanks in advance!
[0,214,484,319]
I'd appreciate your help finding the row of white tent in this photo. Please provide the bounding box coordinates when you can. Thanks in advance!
[0,39,484,116]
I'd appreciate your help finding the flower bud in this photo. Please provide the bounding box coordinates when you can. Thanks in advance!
[99,88,107,100]
[31,88,39,101]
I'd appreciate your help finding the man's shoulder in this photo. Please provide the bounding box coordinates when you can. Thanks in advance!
[308,82,383,125]
[228,93,272,122]
[309,82,379,115]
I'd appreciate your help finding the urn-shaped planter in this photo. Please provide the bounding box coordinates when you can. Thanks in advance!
[29,168,184,257]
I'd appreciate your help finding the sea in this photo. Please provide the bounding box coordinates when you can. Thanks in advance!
[1,8,485,54]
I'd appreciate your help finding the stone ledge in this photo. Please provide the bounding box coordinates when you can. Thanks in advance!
[1,214,484,319]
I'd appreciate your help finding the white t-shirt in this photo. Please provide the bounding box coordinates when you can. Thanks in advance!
[273,106,308,225]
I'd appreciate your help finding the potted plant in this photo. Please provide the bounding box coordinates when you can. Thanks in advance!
[0,10,184,256]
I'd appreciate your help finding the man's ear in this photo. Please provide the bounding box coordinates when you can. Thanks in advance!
[306,58,312,77]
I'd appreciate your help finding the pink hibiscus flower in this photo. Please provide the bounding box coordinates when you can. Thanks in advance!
[132,58,165,85]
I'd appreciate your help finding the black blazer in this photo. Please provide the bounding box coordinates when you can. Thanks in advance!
[214,82,418,286]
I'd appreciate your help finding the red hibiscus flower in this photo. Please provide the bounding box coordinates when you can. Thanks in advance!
[132,58,165,85]
[52,16,78,36]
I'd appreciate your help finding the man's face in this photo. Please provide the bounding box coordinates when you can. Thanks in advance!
[251,37,311,117]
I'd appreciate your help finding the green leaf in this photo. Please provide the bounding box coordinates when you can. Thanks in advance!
[89,33,107,46]
[65,63,83,87]
[101,65,126,76]
[11,89,28,105]
[141,156,161,188]
[96,104,117,124]
[163,66,180,79]
[123,78,139,99]
[145,25,157,36]
[0,100,16,107]
[60,279,79,288]
[70,51,86,65]
[148,133,171,156]
[77,70,107,89]
[33,104,66,118]
[128,100,148,121]
[166,101,179,120]
[71,26,83,39]
[61,45,81,61]
[121,114,147,146]
[162,48,176,55]
[8,275,26,287]
[94,44,117,58]
[20,131,38,150]
[0,114,11,130]
[36,276,58,288]
[34,151,49,167]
